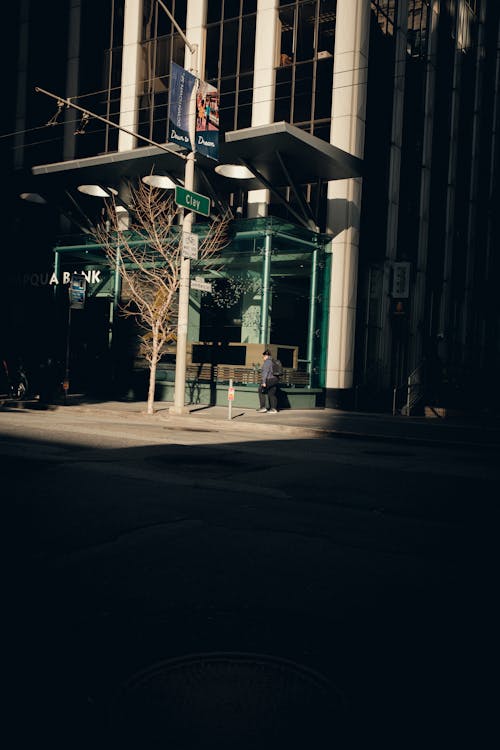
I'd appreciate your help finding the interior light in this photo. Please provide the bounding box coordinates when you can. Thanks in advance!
[19,192,47,204]
[142,174,176,189]
[214,164,255,180]
[77,184,117,198]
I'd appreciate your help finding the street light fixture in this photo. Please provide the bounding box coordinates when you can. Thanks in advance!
[214,164,254,180]
[77,184,117,198]
[141,174,177,189]
[156,0,199,416]
[19,192,47,204]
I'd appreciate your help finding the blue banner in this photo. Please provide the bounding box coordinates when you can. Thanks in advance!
[168,62,197,151]
[196,79,219,160]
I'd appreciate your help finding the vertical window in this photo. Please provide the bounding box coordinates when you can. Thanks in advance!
[275,0,336,139]
[407,0,430,58]
[136,0,187,143]
[370,0,397,36]
[206,1,257,133]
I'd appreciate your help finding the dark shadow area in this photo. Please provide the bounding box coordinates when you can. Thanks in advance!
[3,422,498,749]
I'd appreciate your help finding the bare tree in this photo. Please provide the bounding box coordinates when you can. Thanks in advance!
[93,179,231,414]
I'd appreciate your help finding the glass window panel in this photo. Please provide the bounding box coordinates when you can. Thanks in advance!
[239,73,254,93]
[237,103,252,129]
[295,1,316,62]
[240,17,257,73]
[221,20,239,76]
[279,6,295,62]
[242,0,257,13]
[224,0,242,19]
[238,86,253,106]
[294,61,314,121]
[274,76,292,122]
[205,26,221,80]
[207,1,223,24]
[293,92,312,124]
[314,58,333,119]
[221,77,236,94]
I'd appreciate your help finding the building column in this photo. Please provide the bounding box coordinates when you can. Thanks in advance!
[460,0,487,362]
[118,0,144,151]
[438,1,465,370]
[378,0,409,389]
[324,0,370,402]
[248,0,279,218]
[482,8,500,369]
[408,0,440,370]
[14,0,29,171]
[63,1,82,162]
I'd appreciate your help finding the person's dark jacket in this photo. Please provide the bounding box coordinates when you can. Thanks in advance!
[261,357,275,386]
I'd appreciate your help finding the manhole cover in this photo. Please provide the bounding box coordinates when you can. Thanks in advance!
[108,652,343,748]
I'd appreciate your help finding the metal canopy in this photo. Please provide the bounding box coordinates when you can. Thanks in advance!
[31,122,361,191]
[221,121,363,186]
[32,143,187,188]
[29,121,363,232]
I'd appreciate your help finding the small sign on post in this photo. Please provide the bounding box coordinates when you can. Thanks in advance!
[391,262,411,298]
[191,277,212,293]
[182,231,199,260]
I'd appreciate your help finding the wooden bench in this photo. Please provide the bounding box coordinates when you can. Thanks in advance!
[186,363,214,381]
[281,368,311,387]
[156,363,310,388]
[216,366,259,384]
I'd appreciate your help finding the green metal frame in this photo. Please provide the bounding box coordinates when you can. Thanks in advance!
[52,217,330,385]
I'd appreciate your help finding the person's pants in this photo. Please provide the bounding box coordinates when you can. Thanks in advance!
[259,382,278,410]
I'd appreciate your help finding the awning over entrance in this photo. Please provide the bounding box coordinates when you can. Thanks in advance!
[222,121,363,185]
[28,121,363,232]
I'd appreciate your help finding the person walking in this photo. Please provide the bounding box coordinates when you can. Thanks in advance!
[257,349,278,413]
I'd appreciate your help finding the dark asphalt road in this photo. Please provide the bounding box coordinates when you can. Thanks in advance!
[3,408,498,749]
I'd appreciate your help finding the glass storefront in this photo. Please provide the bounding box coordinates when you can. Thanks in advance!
[188,217,328,388]
[54,216,329,396]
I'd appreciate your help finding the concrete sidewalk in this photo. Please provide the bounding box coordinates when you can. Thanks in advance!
[3,393,499,448]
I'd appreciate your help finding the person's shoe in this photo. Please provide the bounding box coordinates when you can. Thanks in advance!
[256,407,267,413]
[267,409,278,414]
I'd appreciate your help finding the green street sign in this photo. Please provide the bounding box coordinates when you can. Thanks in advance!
[175,185,211,217]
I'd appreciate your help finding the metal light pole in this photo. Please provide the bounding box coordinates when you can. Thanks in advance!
[158,0,199,415]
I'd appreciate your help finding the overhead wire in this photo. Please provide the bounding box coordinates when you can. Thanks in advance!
[0,51,433,151]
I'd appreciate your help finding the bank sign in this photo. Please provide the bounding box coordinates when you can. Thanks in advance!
[19,268,115,297]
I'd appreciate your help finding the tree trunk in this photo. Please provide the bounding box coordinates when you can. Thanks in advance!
[147,335,159,415]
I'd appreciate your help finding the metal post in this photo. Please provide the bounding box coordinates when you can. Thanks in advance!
[228,377,233,420]
[259,233,272,344]
[306,245,318,386]
[53,250,61,299]
[163,0,199,415]
[64,304,72,402]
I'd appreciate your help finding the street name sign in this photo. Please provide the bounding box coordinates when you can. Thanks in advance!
[191,277,212,293]
[182,231,199,260]
[175,185,211,216]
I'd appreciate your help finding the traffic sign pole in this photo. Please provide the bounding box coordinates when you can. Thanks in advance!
[228,378,234,420]
[170,49,198,415]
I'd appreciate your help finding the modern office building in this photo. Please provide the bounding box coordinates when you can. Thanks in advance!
[2,0,499,412]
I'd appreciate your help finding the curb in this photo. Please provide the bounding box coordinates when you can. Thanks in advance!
[43,402,500,449]
[2,399,498,450]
